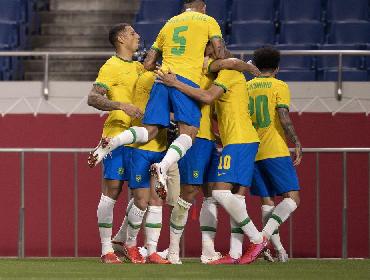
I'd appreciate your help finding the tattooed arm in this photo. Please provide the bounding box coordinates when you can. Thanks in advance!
[277,107,302,166]
[143,48,161,71]
[87,84,143,118]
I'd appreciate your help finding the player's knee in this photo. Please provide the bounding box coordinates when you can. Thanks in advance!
[284,191,300,207]
[181,185,199,202]
[145,125,159,140]
[134,197,149,211]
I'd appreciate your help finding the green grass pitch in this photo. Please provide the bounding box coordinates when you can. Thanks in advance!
[0,258,369,279]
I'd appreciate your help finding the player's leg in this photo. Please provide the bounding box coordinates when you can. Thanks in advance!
[112,196,134,246]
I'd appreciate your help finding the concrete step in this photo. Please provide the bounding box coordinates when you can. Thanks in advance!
[31,35,111,48]
[49,0,140,12]
[39,11,135,24]
[24,71,97,81]
[41,24,113,36]
[23,59,106,72]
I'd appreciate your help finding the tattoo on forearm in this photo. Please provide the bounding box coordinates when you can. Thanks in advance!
[278,108,300,146]
[144,49,159,70]
[87,85,120,111]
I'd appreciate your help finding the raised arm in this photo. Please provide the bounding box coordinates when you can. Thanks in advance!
[209,58,261,77]
[277,107,302,166]
[143,48,161,71]
[87,84,143,118]
[155,70,224,105]
[210,37,226,60]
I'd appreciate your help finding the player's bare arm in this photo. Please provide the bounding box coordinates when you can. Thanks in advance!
[155,70,223,104]
[143,48,161,71]
[210,37,226,59]
[87,84,143,118]
[277,108,302,166]
[209,58,261,77]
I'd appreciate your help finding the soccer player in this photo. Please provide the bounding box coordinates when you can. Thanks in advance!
[86,23,143,264]
[110,70,170,264]
[89,0,225,200]
[156,62,267,265]
[247,46,302,262]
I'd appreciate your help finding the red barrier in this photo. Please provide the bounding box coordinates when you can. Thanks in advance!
[0,113,369,257]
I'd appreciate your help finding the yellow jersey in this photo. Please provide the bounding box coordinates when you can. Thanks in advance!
[95,55,145,137]
[246,77,291,161]
[152,11,222,85]
[130,71,167,152]
[213,70,259,146]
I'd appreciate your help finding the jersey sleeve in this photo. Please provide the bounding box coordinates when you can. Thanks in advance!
[213,70,234,93]
[135,62,146,75]
[208,17,222,40]
[276,82,291,109]
[94,64,118,91]
[152,27,165,52]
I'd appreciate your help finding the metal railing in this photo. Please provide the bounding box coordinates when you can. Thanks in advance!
[1,50,370,101]
[0,147,369,259]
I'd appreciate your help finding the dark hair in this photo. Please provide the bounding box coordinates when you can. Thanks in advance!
[184,0,205,6]
[108,23,130,47]
[252,45,280,71]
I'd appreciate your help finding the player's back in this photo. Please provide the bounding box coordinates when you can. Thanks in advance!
[247,77,291,160]
[153,11,222,85]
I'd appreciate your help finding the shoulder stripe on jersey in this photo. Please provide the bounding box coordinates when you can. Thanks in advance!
[214,81,227,93]
[209,35,222,40]
[94,82,109,91]
[151,46,162,53]
[276,104,289,110]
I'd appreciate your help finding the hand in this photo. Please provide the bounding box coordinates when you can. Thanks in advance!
[293,142,302,166]
[154,68,178,87]
[246,60,261,77]
[120,103,143,119]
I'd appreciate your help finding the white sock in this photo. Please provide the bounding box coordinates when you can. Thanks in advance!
[97,194,116,255]
[169,197,192,255]
[113,198,134,243]
[126,203,146,247]
[229,217,243,259]
[263,198,297,239]
[261,204,284,251]
[113,126,149,147]
[145,206,162,255]
[212,190,262,244]
[199,197,218,257]
[159,134,192,173]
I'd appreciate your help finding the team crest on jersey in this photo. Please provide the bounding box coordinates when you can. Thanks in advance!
[193,170,199,179]
[136,175,142,182]
[118,168,124,175]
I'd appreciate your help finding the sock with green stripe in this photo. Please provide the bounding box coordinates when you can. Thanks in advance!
[113,126,149,147]
[112,198,134,243]
[212,191,262,244]
[263,198,297,239]
[230,217,244,259]
[169,197,192,256]
[159,134,192,174]
[261,204,283,251]
[97,194,116,255]
[200,197,218,257]
[145,206,162,255]
[126,203,146,247]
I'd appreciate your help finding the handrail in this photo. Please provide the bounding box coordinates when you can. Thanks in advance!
[1,50,370,101]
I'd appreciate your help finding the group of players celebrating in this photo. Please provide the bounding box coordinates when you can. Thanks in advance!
[87,0,302,265]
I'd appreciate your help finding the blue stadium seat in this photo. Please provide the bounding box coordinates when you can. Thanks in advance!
[279,21,324,46]
[328,22,370,46]
[0,23,19,49]
[206,0,229,22]
[317,45,365,70]
[326,0,369,21]
[229,21,275,48]
[318,69,368,81]
[0,0,27,23]
[232,0,276,22]
[134,22,164,47]
[279,0,322,21]
[276,45,316,70]
[277,70,316,81]
[136,0,181,22]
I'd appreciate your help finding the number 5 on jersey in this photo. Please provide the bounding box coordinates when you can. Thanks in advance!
[171,26,188,56]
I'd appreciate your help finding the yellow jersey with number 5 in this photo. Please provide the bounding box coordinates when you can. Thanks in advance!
[213,70,259,146]
[246,77,291,161]
[152,11,222,85]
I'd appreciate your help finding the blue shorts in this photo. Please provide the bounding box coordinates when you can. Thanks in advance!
[250,156,300,197]
[103,145,131,181]
[142,75,201,128]
[208,143,259,186]
[128,148,165,189]
[179,137,218,185]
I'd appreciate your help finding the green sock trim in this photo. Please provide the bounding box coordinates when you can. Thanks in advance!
[129,128,137,144]
[271,214,283,225]
[238,217,251,228]
[200,226,216,232]
[169,144,182,157]
[98,223,112,228]
[170,222,184,231]
[231,228,243,234]
[272,229,279,235]
[145,223,162,228]
[127,220,141,229]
